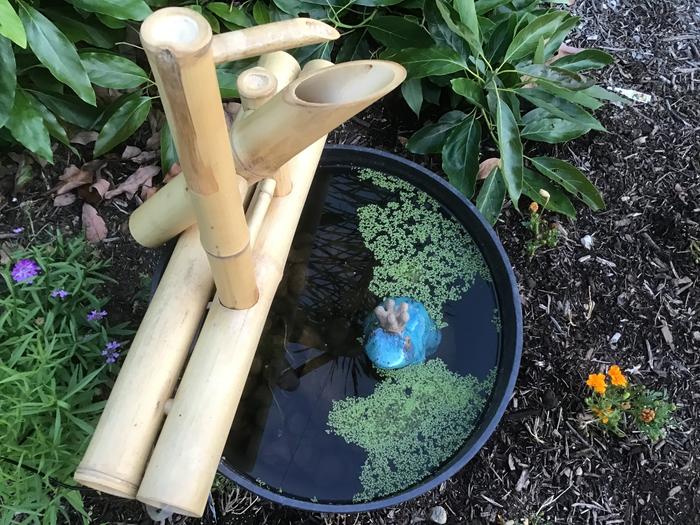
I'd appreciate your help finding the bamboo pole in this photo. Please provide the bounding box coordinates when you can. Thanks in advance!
[211,18,338,64]
[74,225,213,498]
[140,7,257,310]
[136,136,327,517]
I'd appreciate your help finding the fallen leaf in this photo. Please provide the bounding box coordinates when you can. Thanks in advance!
[140,185,157,200]
[130,150,158,164]
[79,178,111,205]
[146,131,160,150]
[478,158,500,180]
[163,162,182,184]
[70,131,99,145]
[55,165,93,195]
[122,145,142,159]
[104,165,160,200]
[82,203,107,243]
[53,193,77,207]
[548,43,584,64]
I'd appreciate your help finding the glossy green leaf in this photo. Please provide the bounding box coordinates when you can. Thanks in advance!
[451,77,485,108]
[96,12,127,28]
[516,64,592,90]
[18,2,95,105]
[71,0,151,21]
[517,87,606,131]
[521,109,591,143]
[474,0,510,15]
[368,16,433,49]
[552,49,614,72]
[206,2,252,27]
[442,116,481,198]
[485,13,516,62]
[94,96,151,156]
[406,110,467,154]
[5,88,52,162]
[34,97,71,147]
[43,9,118,48]
[543,15,578,58]
[503,10,568,63]
[217,69,239,98]
[531,156,604,210]
[380,47,467,78]
[80,52,148,89]
[476,168,505,224]
[581,85,629,104]
[436,0,481,56]
[160,120,178,175]
[252,1,270,24]
[0,36,16,127]
[336,29,371,62]
[401,78,423,117]
[0,0,26,47]
[522,167,576,218]
[533,36,545,64]
[495,94,522,206]
[34,91,99,129]
[354,0,405,6]
[454,0,479,44]
[425,0,469,57]
[200,9,221,33]
[535,80,602,110]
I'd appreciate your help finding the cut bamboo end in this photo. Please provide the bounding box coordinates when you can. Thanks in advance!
[211,19,339,64]
[257,52,301,92]
[238,67,277,111]
[73,468,139,499]
[140,7,212,57]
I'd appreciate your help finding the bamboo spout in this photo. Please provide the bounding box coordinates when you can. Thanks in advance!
[233,60,406,180]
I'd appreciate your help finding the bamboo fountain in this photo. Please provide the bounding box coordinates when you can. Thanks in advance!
[73,7,405,517]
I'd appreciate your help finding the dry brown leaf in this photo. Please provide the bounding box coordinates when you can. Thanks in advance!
[478,158,500,180]
[55,165,93,195]
[146,131,160,150]
[82,203,107,243]
[79,178,111,205]
[53,193,77,207]
[104,165,160,200]
[548,44,584,64]
[70,131,99,145]
[122,145,142,159]
[140,185,157,201]
[130,150,157,164]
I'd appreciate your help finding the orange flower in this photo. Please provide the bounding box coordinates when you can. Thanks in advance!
[608,365,627,387]
[529,201,539,214]
[586,373,607,395]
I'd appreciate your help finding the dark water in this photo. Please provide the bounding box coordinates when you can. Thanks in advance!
[221,166,501,504]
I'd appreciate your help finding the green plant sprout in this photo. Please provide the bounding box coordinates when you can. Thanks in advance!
[357,168,490,327]
[327,359,495,502]
[524,192,559,259]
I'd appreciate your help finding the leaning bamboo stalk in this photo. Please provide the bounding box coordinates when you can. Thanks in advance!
[211,18,338,64]
[136,137,327,517]
[140,7,257,309]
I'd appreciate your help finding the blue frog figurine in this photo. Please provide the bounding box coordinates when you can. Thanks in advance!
[364,297,441,370]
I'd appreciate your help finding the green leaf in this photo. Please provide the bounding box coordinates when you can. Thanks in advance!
[71,0,151,21]
[450,77,485,108]
[36,98,74,149]
[206,2,252,27]
[454,0,479,45]
[401,78,423,117]
[368,16,433,49]
[503,10,568,63]
[380,47,467,78]
[405,110,467,154]
[216,69,239,98]
[581,85,629,104]
[521,109,591,143]
[0,0,26,47]
[442,116,481,198]
[531,156,604,210]
[552,49,614,72]
[543,15,578,58]
[43,9,118,47]
[5,88,52,162]
[517,87,606,131]
[18,2,95,105]
[336,29,371,62]
[96,12,127,28]
[474,0,510,15]
[33,91,99,129]
[516,64,592,90]
[533,36,545,64]
[200,9,221,33]
[495,94,522,206]
[160,120,178,175]
[476,168,505,224]
[425,0,469,57]
[485,13,516,62]
[535,80,602,110]
[0,36,16,127]
[522,167,576,218]
[80,52,148,89]
[252,1,270,24]
[436,0,481,57]
[94,96,151,156]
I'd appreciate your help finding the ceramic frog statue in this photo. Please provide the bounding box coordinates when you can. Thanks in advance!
[364,297,441,370]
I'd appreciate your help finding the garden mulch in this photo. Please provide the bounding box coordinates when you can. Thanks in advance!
[1,0,698,523]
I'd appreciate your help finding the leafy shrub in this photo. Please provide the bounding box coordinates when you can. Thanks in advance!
[0,0,256,163]
[0,233,131,524]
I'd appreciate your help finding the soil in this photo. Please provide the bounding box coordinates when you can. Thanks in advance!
[2,0,698,523]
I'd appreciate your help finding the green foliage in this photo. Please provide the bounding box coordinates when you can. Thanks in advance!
[0,234,131,524]
[357,168,490,327]
[523,197,558,259]
[328,359,495,502]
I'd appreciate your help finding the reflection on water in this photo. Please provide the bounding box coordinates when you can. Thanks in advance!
[222,166,500,504]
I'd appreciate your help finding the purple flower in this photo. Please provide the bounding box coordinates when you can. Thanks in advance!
[12,227,24,234]
[51,289,70,299]
[101,341,121,364]
[11,259,40,284]
[87,309,108,322]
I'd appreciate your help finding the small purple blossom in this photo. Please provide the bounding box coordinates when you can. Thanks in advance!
[12,227,24,234]
[51,289,70,299]
[11,259,40,284]
[87,309,108,322]
[101,341,121,364]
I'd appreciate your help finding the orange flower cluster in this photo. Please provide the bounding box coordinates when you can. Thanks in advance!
[608,365,627,387]
[586,373,607,395]
[586,365,628,395]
